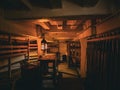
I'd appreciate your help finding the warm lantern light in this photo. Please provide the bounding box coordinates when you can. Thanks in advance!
[41,38,47,50]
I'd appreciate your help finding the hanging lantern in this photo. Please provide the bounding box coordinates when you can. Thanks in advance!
[41,38,47,50]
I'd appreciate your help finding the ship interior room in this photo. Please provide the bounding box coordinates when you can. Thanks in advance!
[0,0,120,90]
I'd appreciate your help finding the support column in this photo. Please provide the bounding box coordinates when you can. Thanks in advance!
[8,34,11,79]
[80,38,87,78]
[37,38,42,56]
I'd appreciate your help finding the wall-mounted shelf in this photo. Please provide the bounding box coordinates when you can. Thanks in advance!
[47,42,59,53]
[67,41,81,68]
[27,39,38,60]
[0,34,28,59]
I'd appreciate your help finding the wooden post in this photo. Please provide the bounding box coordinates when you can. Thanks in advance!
[8,34,12,79]
[27,37,30,61]
[80,38,87,78]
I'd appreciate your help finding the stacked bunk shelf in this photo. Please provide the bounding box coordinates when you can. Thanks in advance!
[0,33,39,90]
[27,39,38,61]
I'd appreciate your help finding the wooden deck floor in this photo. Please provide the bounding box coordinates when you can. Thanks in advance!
[40,62,84,90]
[0,62,84,90]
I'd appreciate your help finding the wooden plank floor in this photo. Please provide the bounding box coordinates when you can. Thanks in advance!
[40,62,84,90]
[56,62,84,90]
[0,62,85,90]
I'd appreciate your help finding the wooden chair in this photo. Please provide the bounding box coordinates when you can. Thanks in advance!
[39,59,58,87]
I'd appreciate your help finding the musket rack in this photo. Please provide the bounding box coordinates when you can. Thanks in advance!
[85,29,120,90]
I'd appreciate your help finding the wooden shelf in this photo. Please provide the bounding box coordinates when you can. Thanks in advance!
[0,33,39,80]
[47,42,59,53]
[67,41,81,67]
[0,52,26,59]
[0,34,28,75]
[28,39,38,60]
[29,44,37,47]
[0,45,27,49]
[29,47,38,50]
[0,34,28,58]
[0,49,27,54]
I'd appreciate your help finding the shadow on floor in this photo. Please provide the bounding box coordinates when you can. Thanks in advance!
[15,76,84,90]
[0,62,85,90]
[15,62,84,90]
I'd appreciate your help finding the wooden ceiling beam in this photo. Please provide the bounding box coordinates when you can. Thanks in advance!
[39,22,50,30]
[21,0,33,10]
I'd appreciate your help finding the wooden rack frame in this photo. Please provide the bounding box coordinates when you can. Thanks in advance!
[0,33,38,79]
[87,28,120,42]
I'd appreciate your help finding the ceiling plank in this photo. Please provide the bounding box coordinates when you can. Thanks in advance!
[32,20,50,30]
[49,20,58,25]
[39,22,50,30]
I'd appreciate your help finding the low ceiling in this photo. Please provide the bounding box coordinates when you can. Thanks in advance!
[0,0,119,42]
[12,15,106,41]
[0,0,100,10]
